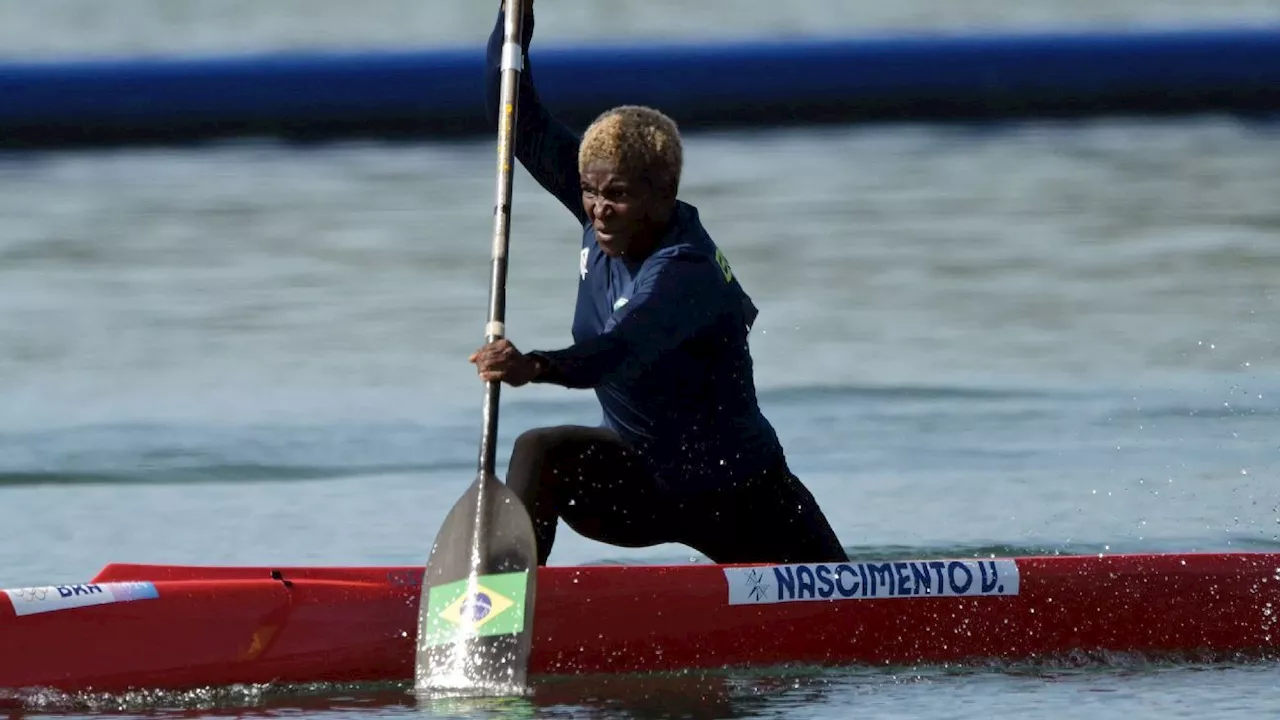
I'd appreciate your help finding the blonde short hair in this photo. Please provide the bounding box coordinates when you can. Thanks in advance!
[578,105,683,197]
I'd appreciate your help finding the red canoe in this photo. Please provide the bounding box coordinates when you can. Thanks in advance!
[2,552,1278,694]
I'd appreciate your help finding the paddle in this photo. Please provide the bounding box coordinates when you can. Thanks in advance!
[414,0,538,696]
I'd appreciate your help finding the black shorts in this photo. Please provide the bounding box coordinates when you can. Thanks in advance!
[505,425,848,566]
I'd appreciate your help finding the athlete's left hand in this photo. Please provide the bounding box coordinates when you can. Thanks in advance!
[470,338,541,387]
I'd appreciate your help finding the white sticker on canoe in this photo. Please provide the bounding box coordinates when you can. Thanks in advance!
[3,582,159,617]
[724,559,1019,605]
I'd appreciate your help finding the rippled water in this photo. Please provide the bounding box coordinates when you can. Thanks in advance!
[1,0,1280,59]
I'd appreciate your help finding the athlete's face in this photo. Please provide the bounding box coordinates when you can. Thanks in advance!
[580,161,673,259]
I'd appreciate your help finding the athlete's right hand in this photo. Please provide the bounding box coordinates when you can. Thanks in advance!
[470,338,542,387]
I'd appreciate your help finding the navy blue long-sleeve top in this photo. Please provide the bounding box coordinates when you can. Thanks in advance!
[485,10,786,488]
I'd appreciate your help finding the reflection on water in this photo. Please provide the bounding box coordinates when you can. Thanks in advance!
[12,660,1280,720]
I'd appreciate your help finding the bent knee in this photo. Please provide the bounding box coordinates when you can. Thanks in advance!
[512,425,614,461]
[511,427,561,455]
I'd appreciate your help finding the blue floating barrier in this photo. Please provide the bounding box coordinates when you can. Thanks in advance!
[1,25,1278,149]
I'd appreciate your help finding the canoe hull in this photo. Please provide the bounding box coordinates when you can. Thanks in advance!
[2,552,1277,694]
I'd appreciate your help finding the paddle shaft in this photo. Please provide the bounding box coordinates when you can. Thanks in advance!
[478,0,525,479]
[413,2,537,693]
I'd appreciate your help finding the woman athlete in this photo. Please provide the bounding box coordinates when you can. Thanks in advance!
[469,2,848,567]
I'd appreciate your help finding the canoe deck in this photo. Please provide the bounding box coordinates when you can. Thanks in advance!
[2,552,1278,694]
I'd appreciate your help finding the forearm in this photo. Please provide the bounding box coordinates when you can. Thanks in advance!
[484,8,586,221]
[530,335,631,390]
[530,259,728,388]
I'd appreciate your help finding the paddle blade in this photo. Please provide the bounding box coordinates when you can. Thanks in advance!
[414,471,538,696]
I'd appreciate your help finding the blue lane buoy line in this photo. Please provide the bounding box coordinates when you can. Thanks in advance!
[1,24,1279,150]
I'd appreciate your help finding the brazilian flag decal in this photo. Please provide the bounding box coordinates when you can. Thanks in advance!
[424,571,528,647]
